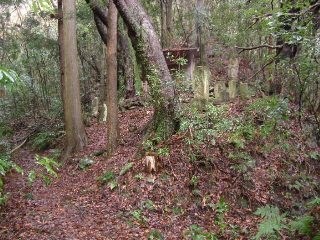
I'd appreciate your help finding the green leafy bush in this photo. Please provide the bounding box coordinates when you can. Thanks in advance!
[31,131,57,151]
[185,224,218,240]
[290,215,314,236]
[180,103,230,162]
[148,229,164,240]
[29,154,60,186]
[98,171,118,190]
[0,153,22,205]
[254,205,287,240]
[246,96,289,138]
[254,201,320,239]
[0,123,13,138]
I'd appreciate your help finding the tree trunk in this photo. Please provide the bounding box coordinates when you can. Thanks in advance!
[57,0,65,107]
[62,0,87,159]
[160,0,173,48]
[113,0,177,142]
[118,21,136,99]
[196,0,207,66]
[106,0,119,157]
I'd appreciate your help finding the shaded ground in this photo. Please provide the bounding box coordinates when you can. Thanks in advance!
[0,104,319,239]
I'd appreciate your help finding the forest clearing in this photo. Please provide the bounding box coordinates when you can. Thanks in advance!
[0,0,320,239]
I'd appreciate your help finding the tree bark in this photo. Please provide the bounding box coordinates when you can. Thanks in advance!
[113,0,177,142]
[57,0,65,107]
[196,0,207,65]
[118,21,136,99]
[62,0,87,159]
[160,0,173,48]
[106,0,119,157]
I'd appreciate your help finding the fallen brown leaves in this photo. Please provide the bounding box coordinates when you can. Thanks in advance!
[0,104,319,239]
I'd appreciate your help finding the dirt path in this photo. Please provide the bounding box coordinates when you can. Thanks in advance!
[0,107,260,240]
[0,108,160,239]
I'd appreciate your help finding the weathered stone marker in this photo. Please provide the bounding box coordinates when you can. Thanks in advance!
[228,80,238,100]
[92,97,99,117]
[194,66,210,101]
[239,82,250,99]
[102,103,107,122]
[214,81,226,103]
[227,58,239,81]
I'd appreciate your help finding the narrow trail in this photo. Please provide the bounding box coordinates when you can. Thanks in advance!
[0,107,261,239]
[0,108,158,239]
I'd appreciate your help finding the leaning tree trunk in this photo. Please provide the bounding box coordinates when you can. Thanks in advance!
[106,0,119,157]
[61,0,87,158]
[113,0,177,142]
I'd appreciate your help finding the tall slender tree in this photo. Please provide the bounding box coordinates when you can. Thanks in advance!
[106,0,119,157]
[61,0,87,158]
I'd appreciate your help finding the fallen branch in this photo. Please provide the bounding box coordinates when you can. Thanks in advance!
[9,138,28,154]
[248,52,280,80]
[235,44,283,54]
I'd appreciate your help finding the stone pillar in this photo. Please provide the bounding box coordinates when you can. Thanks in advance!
[227,58,239,81]
[186,53,196,89]
[214,81,228,103]
[228,80,237,100]
[92,97,99,117]
[239,82,250,99]
[194,66,210,101]
[102,103,107,122]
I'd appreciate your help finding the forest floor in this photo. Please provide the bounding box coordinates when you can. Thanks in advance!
[0,102,320,239]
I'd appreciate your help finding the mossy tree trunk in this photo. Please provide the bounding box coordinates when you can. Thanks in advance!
[113,0,177,142]
[86,0,178,142]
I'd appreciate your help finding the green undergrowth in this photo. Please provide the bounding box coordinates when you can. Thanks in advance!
[254,199,320,239]
[27,154,60,187]
[0,152,22,205]
[177,95,320,238]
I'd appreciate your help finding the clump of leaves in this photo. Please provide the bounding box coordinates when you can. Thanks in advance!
[229,151,256,174]
[141,199,156,211]
[254,205,287,240]
[98,171,117,190]
[31,131,57,151]
[130,209,148,225]
[209,198,229,231]
[0,153,22,205]
[120,162,133,176]
[309,151,320,160]
[0,66,18,87]
[0,123,12,138]
[180,104,230,163]
[35,154,60,178]
[30,154,60,186]
[148,229,164,240]
[246,96,289,138]
[185,224,218,240]
[290,215,314,236]
[189,175,199,188]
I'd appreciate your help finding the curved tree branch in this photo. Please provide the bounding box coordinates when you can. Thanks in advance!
[85,0,108,26]
[235,44,283,54]
[94,13,108,45]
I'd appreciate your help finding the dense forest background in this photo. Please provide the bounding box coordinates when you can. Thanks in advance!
[0,0,320,239]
